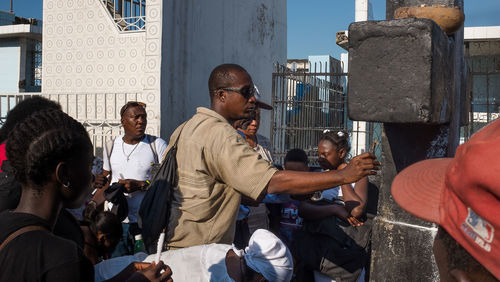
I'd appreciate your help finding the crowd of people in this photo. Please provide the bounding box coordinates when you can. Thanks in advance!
[0,63,497,282]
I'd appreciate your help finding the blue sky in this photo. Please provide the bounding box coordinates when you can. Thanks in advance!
[287,0,500,59]
[1,0,499,59]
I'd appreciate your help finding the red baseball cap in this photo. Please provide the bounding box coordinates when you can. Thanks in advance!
[392,119,500,279]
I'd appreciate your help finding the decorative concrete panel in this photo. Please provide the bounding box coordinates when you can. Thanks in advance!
[42,0,162,136]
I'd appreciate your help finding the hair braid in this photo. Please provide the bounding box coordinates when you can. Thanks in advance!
[6,109,91,186]
[320,130,351,156]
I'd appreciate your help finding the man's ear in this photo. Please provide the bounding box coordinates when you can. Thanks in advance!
[218,90,226,103]
[55,162,69,187]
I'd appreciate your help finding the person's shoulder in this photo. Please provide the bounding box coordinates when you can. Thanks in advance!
[112,135,123,144]
[191,114,239,143]
[146,135,167,146]
[41,232,86,260]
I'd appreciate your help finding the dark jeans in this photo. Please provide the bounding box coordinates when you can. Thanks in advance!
[111,222,142,257]
[233,218,250,250]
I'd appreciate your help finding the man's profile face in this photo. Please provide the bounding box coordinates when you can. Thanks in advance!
[121,106,147,138]
[224,70,256,121]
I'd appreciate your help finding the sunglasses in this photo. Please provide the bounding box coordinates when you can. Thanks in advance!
[217,85,256,100]
[120,101,146,117]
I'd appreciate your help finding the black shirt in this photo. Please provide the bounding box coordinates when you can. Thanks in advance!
[0,211,94,282]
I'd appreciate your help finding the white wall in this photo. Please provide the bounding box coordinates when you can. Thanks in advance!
[42,0,162,136]
[160,0,287,139]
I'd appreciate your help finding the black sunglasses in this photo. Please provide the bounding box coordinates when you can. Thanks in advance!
[217,85,256,100]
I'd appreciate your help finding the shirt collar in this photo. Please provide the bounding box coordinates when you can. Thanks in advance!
[196,107,228,123]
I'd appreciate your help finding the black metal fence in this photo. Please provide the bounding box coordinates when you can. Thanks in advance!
[461,42,500,142]
[271,63,382,166]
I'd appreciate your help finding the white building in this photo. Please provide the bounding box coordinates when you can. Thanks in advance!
[1,0,286,157]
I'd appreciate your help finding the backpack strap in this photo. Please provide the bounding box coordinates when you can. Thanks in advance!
[146,135,159,164]
[105,137,116,171]
[0,225,48,253]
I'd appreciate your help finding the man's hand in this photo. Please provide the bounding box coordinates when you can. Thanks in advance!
[138,261,173,282]
[339,153,380,184]
[118,179,145,193]
[94,174,108,189]
[109,261,173,282]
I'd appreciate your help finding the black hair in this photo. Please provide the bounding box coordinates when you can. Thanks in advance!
[88,211,123,240]
[120,101,146,118]
[0,96,61,143]
[285,148,308,165]
[6,108,91,186]
[320,130,350,155]
[436,227,496,279]
[208,63,248,94]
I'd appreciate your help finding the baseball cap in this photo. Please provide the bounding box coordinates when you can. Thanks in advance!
[391,119,500,279]
[254,85,273,110]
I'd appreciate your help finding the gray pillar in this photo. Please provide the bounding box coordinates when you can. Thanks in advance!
[347,1,466,280]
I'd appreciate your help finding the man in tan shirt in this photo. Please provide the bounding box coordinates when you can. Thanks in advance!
[166,64,379,249]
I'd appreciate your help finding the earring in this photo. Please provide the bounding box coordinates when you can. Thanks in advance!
[62,181,71,188]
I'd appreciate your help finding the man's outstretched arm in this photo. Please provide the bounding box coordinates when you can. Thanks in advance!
[265,152,379,196]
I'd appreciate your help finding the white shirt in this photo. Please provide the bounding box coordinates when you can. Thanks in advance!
[144,244,233,282]
[93,244,233,282]
[103,134,168,223]
[318,183,355,204]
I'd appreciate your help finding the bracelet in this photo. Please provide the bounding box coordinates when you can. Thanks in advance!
[141,180,151,191]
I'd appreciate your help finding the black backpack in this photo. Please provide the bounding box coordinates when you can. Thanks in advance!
[138,123,186,254]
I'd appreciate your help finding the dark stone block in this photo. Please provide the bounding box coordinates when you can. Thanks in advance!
[348,18,453,124]
[370,217,439,281]
[377,123,447,227]
[386,0,463,20]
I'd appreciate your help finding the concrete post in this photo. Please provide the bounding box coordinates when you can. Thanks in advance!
[347,1,466,280]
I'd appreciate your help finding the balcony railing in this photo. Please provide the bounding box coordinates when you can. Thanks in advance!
[0,92,140,158]
[101,0,146,32]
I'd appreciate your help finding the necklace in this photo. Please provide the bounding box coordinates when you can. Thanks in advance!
[122,139,140,161]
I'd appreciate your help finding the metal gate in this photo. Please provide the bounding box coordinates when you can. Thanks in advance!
[461,40,500,142]
[271,63,381,166]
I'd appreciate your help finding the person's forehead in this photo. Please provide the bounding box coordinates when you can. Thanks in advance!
[319,140,336,150]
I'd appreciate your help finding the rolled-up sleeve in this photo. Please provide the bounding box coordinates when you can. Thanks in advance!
[213,135,278,200]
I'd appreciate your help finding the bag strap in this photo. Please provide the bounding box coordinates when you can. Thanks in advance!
[172,122,188,149]
[0,225,48,253]
[146,135,159,164]
[105,137,115,171]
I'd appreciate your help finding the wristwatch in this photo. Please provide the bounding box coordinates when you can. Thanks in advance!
[140,180,151,191]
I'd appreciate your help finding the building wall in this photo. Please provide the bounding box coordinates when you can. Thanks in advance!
[160,0,287,139]
[42,0,162,136]
[41,0,285,142]
[0,10,15,26]
[0,39,20,93]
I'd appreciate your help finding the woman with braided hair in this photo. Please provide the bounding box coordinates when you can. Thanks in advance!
[294,130,371,282]
[0,109,171,282]
[299,130,368,225]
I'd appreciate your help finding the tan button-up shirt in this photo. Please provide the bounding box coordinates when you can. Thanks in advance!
[166,107,278,249]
